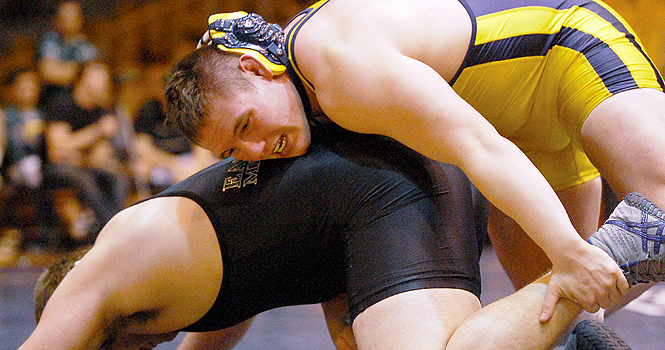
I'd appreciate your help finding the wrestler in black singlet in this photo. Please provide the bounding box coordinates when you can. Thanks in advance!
[156,125,484,332]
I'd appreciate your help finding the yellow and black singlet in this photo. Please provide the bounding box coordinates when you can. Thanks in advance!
[285,0,665,191]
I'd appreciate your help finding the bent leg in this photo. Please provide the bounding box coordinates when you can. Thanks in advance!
[582,88,665,309]
[353,288,480,350]
[447,275,581,350]
[582,88,665,208]
[488,177,602,289]
[346,163,484,349]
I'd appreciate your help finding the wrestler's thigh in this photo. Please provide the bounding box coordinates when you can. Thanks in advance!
[344,164,483,318]
[352,288,480,350]
[582,88,665,201]
[345,164,482,349]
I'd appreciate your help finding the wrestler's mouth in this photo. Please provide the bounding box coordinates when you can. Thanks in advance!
[273,135,286,154]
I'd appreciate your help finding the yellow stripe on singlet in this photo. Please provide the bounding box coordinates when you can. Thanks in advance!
[473,4,661,89]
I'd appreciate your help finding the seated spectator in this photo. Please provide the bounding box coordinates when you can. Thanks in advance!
[0,68,57,264]
[35,0,98,109]
[1,69,45,190]
[43,61,130,245]
[131,62,216,197]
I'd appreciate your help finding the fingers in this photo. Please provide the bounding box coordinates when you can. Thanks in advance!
[617,274,630,294]
[552,276,626,319]
[607,283,625,306]
[541,275,625,323]
[598,274,629,309]
[582,302,601,314]
[540,283,560,323]
[542,254,629,324]
[596,269,629,309]
[574,283,617,313]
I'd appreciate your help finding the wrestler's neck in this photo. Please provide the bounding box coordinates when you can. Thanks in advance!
[305,85,322,115]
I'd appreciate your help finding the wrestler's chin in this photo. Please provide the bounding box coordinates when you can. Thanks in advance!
[278,128,311,158]
[279,133,310,159]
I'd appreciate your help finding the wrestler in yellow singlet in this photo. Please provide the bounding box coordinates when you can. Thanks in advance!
[286,0,665,191]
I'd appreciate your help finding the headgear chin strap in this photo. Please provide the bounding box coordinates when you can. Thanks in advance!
[198,12,287,75]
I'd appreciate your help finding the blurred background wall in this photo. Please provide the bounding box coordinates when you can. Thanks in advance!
[1,0,664,84]
[0,0,319,115]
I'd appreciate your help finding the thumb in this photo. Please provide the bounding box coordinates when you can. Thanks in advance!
[540,282,560,323]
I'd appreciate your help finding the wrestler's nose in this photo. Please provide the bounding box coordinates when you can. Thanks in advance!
[236,139,267,161]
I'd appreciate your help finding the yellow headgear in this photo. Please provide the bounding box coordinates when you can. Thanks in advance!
[198,12,287,75]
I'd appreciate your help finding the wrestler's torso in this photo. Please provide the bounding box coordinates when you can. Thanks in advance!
[286,0,630,143]
[156,126,455,331]
[286,0,661,189]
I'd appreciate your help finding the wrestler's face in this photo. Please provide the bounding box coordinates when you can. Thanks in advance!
[198,77,311,161]
[102,331,178,350]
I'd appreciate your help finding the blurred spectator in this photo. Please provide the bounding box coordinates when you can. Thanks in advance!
[0,68,53,264]
[43,61,129,244]
[1,69,45,190]
[131,62,216,198]
[35,0,98,109]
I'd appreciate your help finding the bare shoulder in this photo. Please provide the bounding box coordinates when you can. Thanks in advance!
[23,198,222,348]
[292,0,471,83]
[97,197,213,254]
[83,197,223,332]
[290,0,472,133]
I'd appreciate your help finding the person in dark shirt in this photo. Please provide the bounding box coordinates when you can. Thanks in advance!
[21,126,649,350]
[43,61,129,243]
[35,0,98,109]
[131,63,216,196]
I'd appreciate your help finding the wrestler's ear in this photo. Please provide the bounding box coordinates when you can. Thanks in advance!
[238,54,274,80]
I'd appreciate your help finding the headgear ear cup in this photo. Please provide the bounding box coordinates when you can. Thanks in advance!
[198,11,313,121]
[198,12,288,75]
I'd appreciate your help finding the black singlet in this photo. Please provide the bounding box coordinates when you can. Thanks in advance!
[156,125,484,332]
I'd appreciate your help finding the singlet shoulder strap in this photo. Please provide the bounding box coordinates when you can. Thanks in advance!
[284,0,330,92]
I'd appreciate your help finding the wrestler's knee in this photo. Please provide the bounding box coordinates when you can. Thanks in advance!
[353,289,479,350]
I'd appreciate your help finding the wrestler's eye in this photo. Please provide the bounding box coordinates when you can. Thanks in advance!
[238,116,250,136]
[221,147,236,158]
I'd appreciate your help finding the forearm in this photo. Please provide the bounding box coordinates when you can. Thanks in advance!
[19,313,107,350]
[72,123,110,149]
[39,59,79,86]
[47,122,106,163]
[461,138,584,261]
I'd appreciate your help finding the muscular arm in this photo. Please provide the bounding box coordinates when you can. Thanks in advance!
[297,2,625,319]
[313,36,585,270]
[19,197,222,349]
